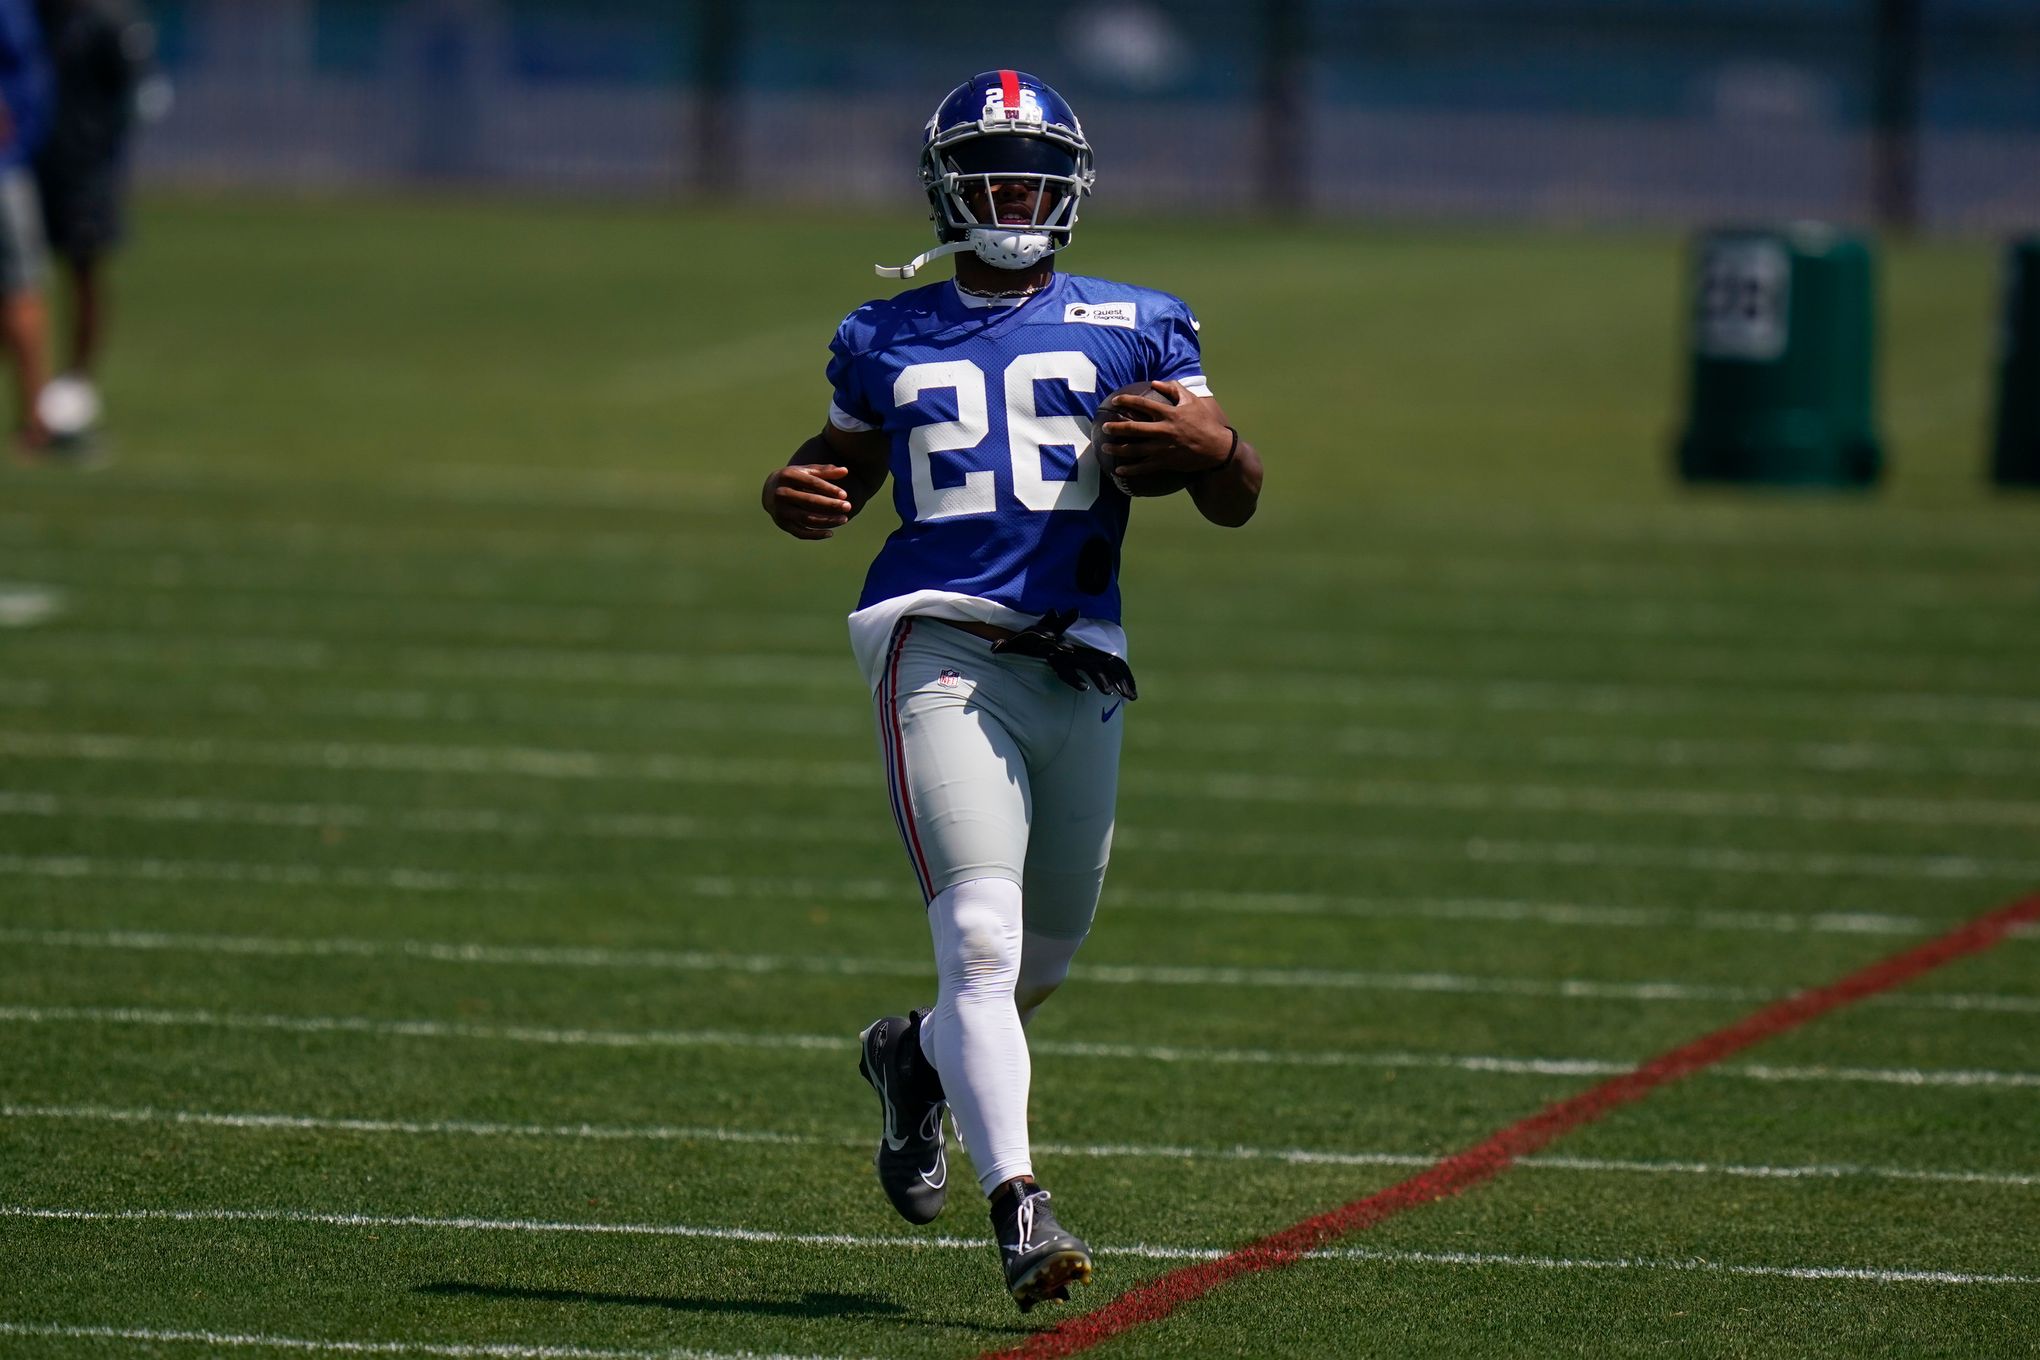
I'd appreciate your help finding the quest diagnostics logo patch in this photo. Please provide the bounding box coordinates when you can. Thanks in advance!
[1065,302,1137,330]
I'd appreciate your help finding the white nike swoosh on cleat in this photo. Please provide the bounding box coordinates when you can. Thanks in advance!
[876,1068,908,1153]
[919,1155,945,1190]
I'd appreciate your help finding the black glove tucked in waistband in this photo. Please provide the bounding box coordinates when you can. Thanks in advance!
[990,608,1138,700]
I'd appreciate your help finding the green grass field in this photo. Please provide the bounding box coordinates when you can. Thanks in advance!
[2,194,2037,1359]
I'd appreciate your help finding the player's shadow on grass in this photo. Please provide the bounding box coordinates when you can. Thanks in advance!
[414,1281,1030,1333]
[416,1281,900,1319]
[422,1280,1044,1337]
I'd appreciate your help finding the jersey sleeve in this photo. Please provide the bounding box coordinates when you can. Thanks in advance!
[825,309,883,433]
[1145,295,1211,397]
[0,5,51,160]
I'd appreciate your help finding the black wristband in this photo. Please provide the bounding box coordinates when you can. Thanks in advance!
[1202,426,1239,479]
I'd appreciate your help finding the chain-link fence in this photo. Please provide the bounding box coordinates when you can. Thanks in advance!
[140,0,2039,230]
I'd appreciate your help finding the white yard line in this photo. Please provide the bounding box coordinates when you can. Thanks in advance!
[0,516,733,563]
[6,1102,2034,1189]
[0,682,844,739]
[0,551,705,610]
[9,926,2035,1016]
[7,771,2039,832]
[16,631,2040,728]
[17,487,2035,548]
[5,835,2036,894]
[1435,838,2040,881]
[1117,888,2012,941]
[11,635,851,692]
[47,570,2026,659]
[1152,773,2040,829]
[9,726,2040,835]
[7,506,2030,594]
[0,731,872,788]
[2,1208,2033,1287]
[0,790,775,841]
[0,854,555,894]
[1133,830,2040,882]
[2,1204,993,1250]
[0,583,63,628]
[0,1322,844,1360]
[6,785,2030,939]
[0,1103,825,1149]
[1,790,2027,942]
[16,485,2035,551]
[6,672,2039,779]
[0,855,905,902]
[8,732,2040,880]
[1395,728,2040,778]
[17,544,2040,663]
[18,569,2040,689]
[2,1006,2033,1089]
[1304,1246,2040,1286]
[1199,671,2040,730]
[6,462,741,514]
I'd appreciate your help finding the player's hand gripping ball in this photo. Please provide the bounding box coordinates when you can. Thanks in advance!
[1091,381,1197,497]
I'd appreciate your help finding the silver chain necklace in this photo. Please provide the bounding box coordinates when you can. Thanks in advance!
[958,279,1048,301]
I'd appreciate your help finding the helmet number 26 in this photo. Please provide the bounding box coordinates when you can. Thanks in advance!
[894,352,1100,521]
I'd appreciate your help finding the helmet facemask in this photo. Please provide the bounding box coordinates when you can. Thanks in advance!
[922,126,1094,272]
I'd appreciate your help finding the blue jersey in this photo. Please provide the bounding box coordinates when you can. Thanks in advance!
[0,0,50,168]
[829,273,1208,640]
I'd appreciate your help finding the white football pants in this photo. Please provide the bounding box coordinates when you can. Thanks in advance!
[873,617,1124,1191]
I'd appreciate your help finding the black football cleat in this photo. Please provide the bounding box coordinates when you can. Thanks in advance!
[992,1182,1092,1313]
[856,1010,949,1225]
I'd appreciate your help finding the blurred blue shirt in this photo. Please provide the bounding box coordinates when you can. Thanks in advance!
[0,0,50,168]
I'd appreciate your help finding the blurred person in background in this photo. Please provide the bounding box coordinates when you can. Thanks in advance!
[0,0,50,455]
[32,0,162,451]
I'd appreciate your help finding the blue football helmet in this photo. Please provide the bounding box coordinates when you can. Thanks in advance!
[877,70,1096,279]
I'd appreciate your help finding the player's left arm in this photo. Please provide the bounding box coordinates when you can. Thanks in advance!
[1099,380,1263,527]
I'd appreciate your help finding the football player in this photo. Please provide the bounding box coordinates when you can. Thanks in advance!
[33,0,164,447]
[760,69,1262,1312]
[0,0,52,454]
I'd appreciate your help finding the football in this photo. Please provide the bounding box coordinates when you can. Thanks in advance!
[1092,380,1196,497]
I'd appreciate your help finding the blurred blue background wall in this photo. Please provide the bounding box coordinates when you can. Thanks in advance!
[137,0,2038,230]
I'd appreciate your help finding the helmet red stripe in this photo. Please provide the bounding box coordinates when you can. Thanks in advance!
[999,69,1021,118]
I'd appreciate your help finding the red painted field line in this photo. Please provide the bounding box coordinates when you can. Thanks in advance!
[981,891,2040,1360]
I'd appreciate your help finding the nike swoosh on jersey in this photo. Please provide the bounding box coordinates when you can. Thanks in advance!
[1100,700,1122,722]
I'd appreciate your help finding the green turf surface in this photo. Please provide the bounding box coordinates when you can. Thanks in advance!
[1,194,2036,1359]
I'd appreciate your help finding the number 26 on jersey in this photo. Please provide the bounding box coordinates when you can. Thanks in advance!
[895,352,1101,521]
